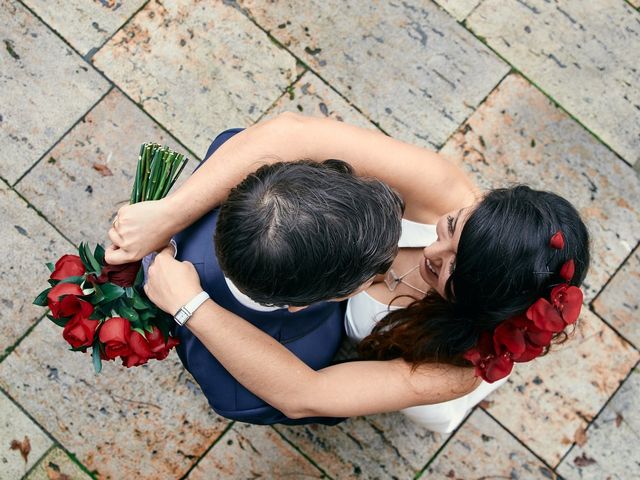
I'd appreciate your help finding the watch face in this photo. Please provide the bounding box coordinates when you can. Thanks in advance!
[175,310,189,324]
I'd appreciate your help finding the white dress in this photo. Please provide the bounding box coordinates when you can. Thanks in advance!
[345,218,508,433]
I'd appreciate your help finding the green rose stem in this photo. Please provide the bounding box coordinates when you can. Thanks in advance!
[130,143,188,204]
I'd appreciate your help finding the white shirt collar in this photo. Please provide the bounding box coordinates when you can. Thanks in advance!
[223,276,285,312]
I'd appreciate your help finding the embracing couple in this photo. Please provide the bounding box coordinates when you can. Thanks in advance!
[106,113,590,432]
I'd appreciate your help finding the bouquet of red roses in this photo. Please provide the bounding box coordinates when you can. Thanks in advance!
[33,144,188,373]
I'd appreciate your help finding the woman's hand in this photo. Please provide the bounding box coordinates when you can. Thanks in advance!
[105,199,176,264]
[143,245,204,315]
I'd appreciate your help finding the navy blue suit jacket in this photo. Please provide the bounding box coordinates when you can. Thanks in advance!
[173,129,345,425]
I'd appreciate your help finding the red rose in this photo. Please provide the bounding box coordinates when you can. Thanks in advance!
[122,331,153,367]
[550,284,583,325]
[47,283,83,318]
[58,295,93,318]
[63,315,99,349]
[99,317,132,360]
[526,297,565,333]
[91,261,142,288]
[146,327,179,360]
[50,254,85,281]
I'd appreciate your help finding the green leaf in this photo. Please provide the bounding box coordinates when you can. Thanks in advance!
[58,275,85,285]
[83,243,101,272]
[134,266,144,287]
[33,288,51,306]
[47,313,69,328]
[131,289,150,310]
[78,242,93,271]
[118,302,140,323]
[92,343,102,374]
[91,283,105,303]
[93,244,105,266]
[99,283,125,303]
[132,327,146,337]
[46,262,55,273]
[89,307,104,320]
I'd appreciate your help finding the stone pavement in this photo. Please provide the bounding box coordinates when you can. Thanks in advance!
[1,0,639,478]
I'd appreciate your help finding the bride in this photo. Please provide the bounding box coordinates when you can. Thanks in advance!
[106,113,590,432]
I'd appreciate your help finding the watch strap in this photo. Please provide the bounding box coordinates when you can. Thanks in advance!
[174,291,210,326]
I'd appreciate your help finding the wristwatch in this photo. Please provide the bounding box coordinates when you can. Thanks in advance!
[173,291,210,326]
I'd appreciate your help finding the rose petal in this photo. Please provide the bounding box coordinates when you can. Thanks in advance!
[129,331,152,359]
[554,285,583,324]
[99,317,131,344]
[483,354,513,383]
[50,254,86,280]
[494,321,526,356]
[526,298,566,333]
[513,344,544,363]
[559,259,575,281]
[550,231,565,249]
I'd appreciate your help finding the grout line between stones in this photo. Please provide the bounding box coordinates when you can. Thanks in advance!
[480,407,561,476]
[459,20,637,169]
[15,0,201,165]
[0,313,47,364]
[413,409,471,479]
[12,86,114,188]
[436,67,511,151]
[253,69,309,124]
[589,241,640,308]
[588,305,639,353]
[20,443,56,480]
[177,421,236,480]
[84,0,152,61]
[224,0,390,136]
[270,425,334,479]
[553,358,639,471]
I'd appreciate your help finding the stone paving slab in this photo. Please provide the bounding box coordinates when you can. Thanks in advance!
[187,424,323,479]
[0,319,229,480]
[0,389,52,480]
[275,411,447,479]
[483,308,639,466]
[424,409,555,479]
[25,447,93,480]
[557,366,640,479]
[467,0,640,167]
[593,246,640,349]
[92,0,297,157]
[238,0,509,148]
[439,74,640,302]
[15,88,195,248]
[261,71,373,129]
[433,0,481,21]
[0,0,110,185]
[0,182,71,357]
[22,0,147,56]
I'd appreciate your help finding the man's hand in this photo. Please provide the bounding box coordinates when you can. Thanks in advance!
[105,199,175,264]
[144,245,203,315]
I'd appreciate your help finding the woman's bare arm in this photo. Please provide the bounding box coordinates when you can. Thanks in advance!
[144,246,479,418]
[106,113,477,264]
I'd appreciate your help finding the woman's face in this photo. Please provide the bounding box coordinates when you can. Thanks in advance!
[419,205,473,297]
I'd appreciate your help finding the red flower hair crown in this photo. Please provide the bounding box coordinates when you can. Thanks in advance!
[463,231,583,383]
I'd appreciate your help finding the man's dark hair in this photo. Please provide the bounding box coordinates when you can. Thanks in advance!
[215,160,404,306]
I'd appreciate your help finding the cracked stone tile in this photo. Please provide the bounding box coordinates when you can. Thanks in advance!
[0,389,52,479]
[425,409,555,479]
[467,0,640,166]
[26,447,93,480]
[481,309,639,465]
[275,411,447,479]
[16,89,195,247]
[433,0,482,21]
[439,74,640,302]
[187,424,323,479]
[0,0,110,184]
[0,319,229,480]
[22,0,147,56]
[238,0,508,148]
[0,182,70,356]
[93,0,297,157]
[262,72,373,129]
[557,366,640,479]
[593,246,640,349]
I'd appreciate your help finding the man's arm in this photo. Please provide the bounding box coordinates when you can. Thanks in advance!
[106,113,477,264]
[144,247,480,418]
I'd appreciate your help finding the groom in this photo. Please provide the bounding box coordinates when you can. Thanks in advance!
[171,129,403,425]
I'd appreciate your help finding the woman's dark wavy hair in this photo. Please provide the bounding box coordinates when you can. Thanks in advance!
[359,185,590,368]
